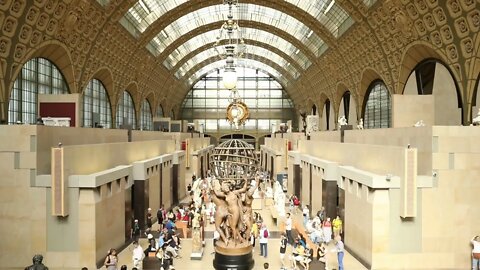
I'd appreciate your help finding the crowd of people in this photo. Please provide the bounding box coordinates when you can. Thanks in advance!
[279,196,345,270]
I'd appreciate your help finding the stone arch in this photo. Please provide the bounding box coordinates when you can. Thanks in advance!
[397,41,453,94]
[402,58,463,126]
[468,36,480,123]
[336,82,358,127]
[83,67,115,98]
[0,60,5,123]
[359,68,387,117]
[7,40,77,101]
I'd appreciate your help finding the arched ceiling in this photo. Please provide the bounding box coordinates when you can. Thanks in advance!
[101,0,378,102]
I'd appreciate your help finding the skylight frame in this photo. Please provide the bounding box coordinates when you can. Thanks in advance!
[163,28,311,71]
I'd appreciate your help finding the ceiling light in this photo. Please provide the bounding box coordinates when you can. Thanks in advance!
[307,30,313,38]
[223,67,237,90]
[325,0,335,14]
[295,49,300,54]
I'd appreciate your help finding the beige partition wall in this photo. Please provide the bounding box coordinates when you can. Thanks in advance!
[300,161,310,204]
[311,167,323,214]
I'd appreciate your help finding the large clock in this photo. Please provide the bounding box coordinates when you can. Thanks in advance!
[226,101,249,125]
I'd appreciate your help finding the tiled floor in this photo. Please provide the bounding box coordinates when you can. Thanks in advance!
[110,208,367,270]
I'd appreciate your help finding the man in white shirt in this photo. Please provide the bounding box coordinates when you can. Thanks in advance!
[336,236,345,270]
[132,241,144,270]
[302,205,309,226]
[285,213,293,245]
[472,236,480,269]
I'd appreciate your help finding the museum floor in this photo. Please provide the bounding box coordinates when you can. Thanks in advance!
[108,207,367,270]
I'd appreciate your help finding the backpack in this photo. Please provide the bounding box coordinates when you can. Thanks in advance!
[263,229,269,238]
[293,197,300,206]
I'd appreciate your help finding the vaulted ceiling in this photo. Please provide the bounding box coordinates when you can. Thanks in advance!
[0,0,478,121]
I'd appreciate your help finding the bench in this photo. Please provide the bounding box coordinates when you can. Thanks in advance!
[293,219,319,258]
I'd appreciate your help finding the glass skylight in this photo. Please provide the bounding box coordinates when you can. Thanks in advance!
[174,45,299,80]
[284,0,353,37]
[120,0,189,37]
[163,28,311,70]
[187,59,287,87]
[146,4,325,58]
[96,0,110,6]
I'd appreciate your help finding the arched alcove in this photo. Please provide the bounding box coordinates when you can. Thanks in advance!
[403,59,462,126]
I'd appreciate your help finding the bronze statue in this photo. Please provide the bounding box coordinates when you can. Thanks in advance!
[25,254,48,270]
[213,179,248,246]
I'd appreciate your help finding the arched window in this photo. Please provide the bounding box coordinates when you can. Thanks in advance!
[341,91,351,122]
[140,99,153,131]
[364,81,391,129]
[116,91,136,129]
[180,67,295,132]
[8,58,69,124]
[170,110,175,120]
[83,79,112,128]
[157,104,164,117]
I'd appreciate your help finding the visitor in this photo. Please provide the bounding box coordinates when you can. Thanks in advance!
[131,219,141,242]
[167,209,175,222]
[285,212,293,245]
[104,248,118,270]
[317,242,327,263]
[144,234,156,257]
[323,217,332,242]
[279,233,287,270]
[472,236,480,269]
[146,208,153,232]
[132,241,144,270]
[317,206,325,222]
[332,215,343,238]
[302,205,310,226]
[336,236,345,270]
[81,267,88,270]
[259,224,269,258]
[263,262,269,269]
[120,265,127,270]
[157,205,165,231]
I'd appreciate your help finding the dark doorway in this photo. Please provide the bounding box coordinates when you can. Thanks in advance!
[172,164,179,205]
[294,165,302,199]
[338,187,345,241]
[170,166,174,208]
[159,166,163,207]
[200,156,205,179]
[133,180,149,229]
[322,180,338,220]
[125,183,133,241]
[309,166,313,209]
[270,156,274,179]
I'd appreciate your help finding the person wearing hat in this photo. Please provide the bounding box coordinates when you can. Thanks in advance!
[131,219,141,242]
[144,233,156,257]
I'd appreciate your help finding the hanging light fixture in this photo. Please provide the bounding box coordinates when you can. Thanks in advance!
[222,46,237,90]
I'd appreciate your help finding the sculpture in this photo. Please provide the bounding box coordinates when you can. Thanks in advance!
[414,120,425,127]
[338,115,347,127]
[210,139,257,270]
[473,109,480,125]
[191,211,203,253]
[25,254,49,270]
[357,118,364,130]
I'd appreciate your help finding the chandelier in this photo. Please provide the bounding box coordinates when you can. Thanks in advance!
[217,0,249,130]
[215,0,245,90]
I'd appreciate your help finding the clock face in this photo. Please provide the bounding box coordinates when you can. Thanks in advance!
[226,101,249,124]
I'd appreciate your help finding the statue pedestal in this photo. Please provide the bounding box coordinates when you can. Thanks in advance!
[191,227,203,260]
[213,244,254,270]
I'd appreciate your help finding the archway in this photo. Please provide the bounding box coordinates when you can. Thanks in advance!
[403,59,462,126]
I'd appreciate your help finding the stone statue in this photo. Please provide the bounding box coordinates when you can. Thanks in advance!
[473,109,480,126]
[338,115,347,127]
[414,120,425,127]
[191,178,203,207]
[25,254,48,270]
[357,118,364,130]
[300,111,307,134]
[191,211,203,253]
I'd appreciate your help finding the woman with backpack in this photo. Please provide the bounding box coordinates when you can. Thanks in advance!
[259,224,269,258]
[104,248,118,270]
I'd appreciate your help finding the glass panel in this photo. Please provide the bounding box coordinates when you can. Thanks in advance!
[364,82,391,129]
[116,91,137,129]
[147,4,325,58]
[140,99,153,130]
[156,105,164,117]
[181,67,295,132]
[121,0,189,37]
[83,79,112,128]
[163,28,311,70]
[188,59,287,87]
[175,45,298,79]
[8,58,69,125]
[284,0,353,37]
